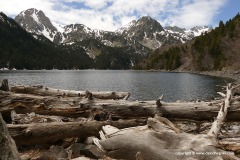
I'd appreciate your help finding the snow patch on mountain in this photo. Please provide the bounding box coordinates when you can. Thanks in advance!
[31,11,40,24]
[52,22,65,33]
[117,20,136,34]
[187,26,211,36]
[164,26,211,43]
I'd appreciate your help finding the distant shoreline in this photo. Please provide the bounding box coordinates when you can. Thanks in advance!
[196,71,240,83]
[176,70,240,83]
[146,69,240,83]
[1,69,239,83]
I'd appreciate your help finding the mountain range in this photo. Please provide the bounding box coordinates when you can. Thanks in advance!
[1,8,239,72]
[14,8,211,58]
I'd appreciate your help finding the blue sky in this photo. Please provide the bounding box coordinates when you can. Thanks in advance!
[0,0,239,31]
[215,0,240,25]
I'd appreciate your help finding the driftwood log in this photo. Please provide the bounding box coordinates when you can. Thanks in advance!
[1,80,240,159]
[11,85,130,100]
[1,90,240,121]
[208,84,240,137]
[7,119,146,145]
[93,118,238,160]
[92,83,240,160]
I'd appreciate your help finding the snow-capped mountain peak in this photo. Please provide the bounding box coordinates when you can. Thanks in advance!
[164,25,211,43]
[15,8,58,41]
[14,9,212,58]
[187,26,211,36]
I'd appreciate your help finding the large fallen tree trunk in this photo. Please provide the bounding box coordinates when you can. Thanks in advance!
[11,85,130,100]
[7,119,146,146]
[0,91,163,120]
[1,91,240,121]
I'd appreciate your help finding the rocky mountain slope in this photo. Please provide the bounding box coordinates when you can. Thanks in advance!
[137,13,240,71]
[118,17,210,49]
[15,8,63,43]
[15,8,211,57]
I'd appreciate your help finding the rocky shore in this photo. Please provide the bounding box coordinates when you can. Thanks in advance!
[169,69,240,83]
[196,71,240,83]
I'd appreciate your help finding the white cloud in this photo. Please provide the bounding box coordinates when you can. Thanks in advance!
[0,0,229,31]
[0,0,54,16]
[169,0,228,28]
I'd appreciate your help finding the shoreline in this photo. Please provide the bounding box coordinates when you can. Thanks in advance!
[155,69,240,84]
[190,70,240,83]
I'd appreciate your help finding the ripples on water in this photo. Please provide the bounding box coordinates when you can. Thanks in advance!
[0,70,228,102]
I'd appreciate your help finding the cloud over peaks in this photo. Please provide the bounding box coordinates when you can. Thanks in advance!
[0,0,229,31]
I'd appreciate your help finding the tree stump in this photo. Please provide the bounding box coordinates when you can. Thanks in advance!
[0,79,10,91]
[0,114,20,160]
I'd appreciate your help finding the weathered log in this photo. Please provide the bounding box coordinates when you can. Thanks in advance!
[0,114,20,160]
[208,84,232,137]
[0,91,155,120]
[93,82,240,160]
[208,84,240,137]
[2,91,240,121]
[0,79,10,91]
[93,117,238,160]
[7,119,146,145]
[11,85,130,100]
[219,138,240,153]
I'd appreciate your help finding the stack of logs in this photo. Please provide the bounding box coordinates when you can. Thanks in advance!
[0,79,240,160]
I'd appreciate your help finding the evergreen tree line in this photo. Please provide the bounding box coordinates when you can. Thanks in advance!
[193,13,239,70]
[135,46,182,70]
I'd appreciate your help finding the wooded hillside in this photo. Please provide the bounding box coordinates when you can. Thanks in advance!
[138,13,240,71]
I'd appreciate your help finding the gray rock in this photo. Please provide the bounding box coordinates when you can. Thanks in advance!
[81,145,105,159]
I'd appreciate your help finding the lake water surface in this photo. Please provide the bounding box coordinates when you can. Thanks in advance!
[0,70,228,102]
